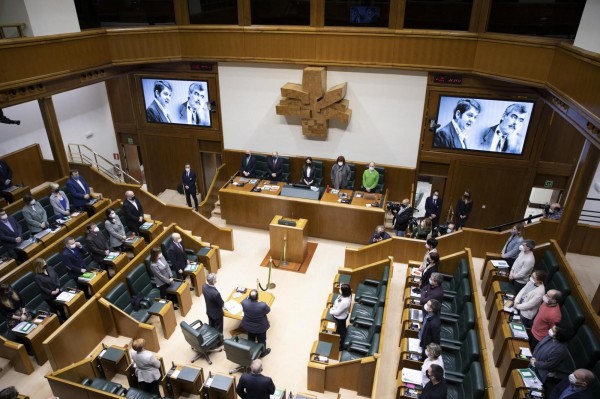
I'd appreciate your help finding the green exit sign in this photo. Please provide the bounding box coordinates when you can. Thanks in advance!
[544,180,554,188]
[127,138,133,145]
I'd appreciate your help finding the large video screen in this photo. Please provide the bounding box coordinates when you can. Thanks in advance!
[141,78,211,127]
[432,96,535,155]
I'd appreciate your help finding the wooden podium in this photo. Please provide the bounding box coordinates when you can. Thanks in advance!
[269,215,308,264]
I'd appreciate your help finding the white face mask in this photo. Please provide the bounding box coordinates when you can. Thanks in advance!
[185,168,190,172]
[0,215,7,220]
[548,328,554,337]
[30,200,36,206]
[69,244,77,249]
[369,166,375,171]
[568,373,578,385]
[337,161,343,166]
[176,238,182,243]
[447,228,453,234]
[93,227,100,232]
[424,304,432,312]
[109,213,116,218]
[519,244,524,251]
[433,195,438,200]
[429,279,434,286]
[542,295,550,304]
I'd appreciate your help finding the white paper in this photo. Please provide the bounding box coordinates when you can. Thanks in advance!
[55,291,76,302]
[491,260,509,268]
[224,300,242,315]
[408,338,421,353]
[401,368,422,385]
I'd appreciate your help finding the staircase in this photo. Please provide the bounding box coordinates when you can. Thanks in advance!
[67,143,140,185]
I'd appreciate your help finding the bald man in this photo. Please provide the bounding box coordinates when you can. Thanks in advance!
[236,359,275,399]
[122,190,145,234]
[549,368,594,399]
[530,289,562,349]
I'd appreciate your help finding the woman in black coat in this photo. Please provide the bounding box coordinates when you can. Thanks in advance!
[455,189,473,229]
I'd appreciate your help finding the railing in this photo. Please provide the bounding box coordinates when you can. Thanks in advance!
[197,163,232,219]
[67,144,140,185]
[486,212,544,231]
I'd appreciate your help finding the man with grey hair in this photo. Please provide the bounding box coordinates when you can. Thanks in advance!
[480,103,529,153]
[176,83,210,126]
[202,272,224,333]
[419,272,444,305]
[122,190,144,235]
[549,368,594,399]
[236,359,275,399]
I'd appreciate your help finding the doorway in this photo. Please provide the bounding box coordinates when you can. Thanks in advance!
[121,143,145,184]
[416,175,448,221]
[524,187,562,222]
[199,151,222,196]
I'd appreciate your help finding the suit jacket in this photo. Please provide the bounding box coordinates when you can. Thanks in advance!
[532,335,568,383]
[549,376,594,399]
[150,256,172,287]
[393,206,414,231]
[240,155,257,177]
[480,126,509,152]
[146,100,170,123]
[105,218,126,249]
[301,165,316,185]
[501,234,524,261]
[50,192,70,216]
[175,102,209,126]
[456,199,473,219]
[168,241,188,272]
[34,268,61,300]
[203,284,224,319]
[61,246,88,278]
[22,203,48,233]
[420,264,438,290]
[236,372,276,399]
[123,198,144,232]
[266,156,284,180]
[182,169,197,190]
[0,160,12,190]
[132,349,161,383]
[419,284,444,306]
[85,231,109,263]
[433,122,464,149]
[424,196,442,220]
[241,298,270,334]
[420,313,441,349]
[421,379,448,399]
[66,176,91,208]
[0,216,23,250]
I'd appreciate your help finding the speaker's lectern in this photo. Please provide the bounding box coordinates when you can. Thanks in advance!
[269,215,308,264]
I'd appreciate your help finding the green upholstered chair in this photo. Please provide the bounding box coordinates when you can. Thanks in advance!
[440,302,475,347]
[342,318,380,350]
[441,259,469,297]
[124,387,161,399]
[349,302,384,332]
[546,271,571,303]
[446,361,485,399]
[126,263,161,306]
[104,282,150,323]
[560,296,584,333]
[537,250,560,283]
[180,320,223,365]
[12,271,49,314]
[441,278,471,318]
[81,378,126,396]
[340,333,380,361]
[443,329,480,382]
[554,325,600,381]
[223,335,264,374]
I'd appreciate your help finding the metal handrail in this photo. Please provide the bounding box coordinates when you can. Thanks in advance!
[486,212,545,231]
[67,143,140,185]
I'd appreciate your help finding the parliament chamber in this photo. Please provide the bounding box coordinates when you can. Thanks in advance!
[1,1,600,398]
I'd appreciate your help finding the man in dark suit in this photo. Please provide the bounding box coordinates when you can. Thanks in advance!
[424,189,443,228]
[175,83,210,126]
[433,98,481,149]
[202,273,224,333]
[66,169,92,211]
[0,208,23,260]
[167,232,194,291]
[266,152,283,181]
[479,103,528,153]
[85,222,111,273]
[240,150,257,178]
[146,80,173,123]
[549,368,595,399]
[61,236,89,287]
[419,299,441,359]
[241,289,271,357]
[0,159,13,201]
[123,190,144,235]
[421,364,447,399]
[182,164,198,211]
[235,359,275,399]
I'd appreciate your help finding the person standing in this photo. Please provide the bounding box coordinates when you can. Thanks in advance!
[329,284,352,350]
[0,208,23,260]
[105,208,127,251]
[131,338,162,396]
[530,325,571,383]
[0,159,13,196]
[548,368,595,399]
[181,163,199,211]
[530,290,562,350]
[419,273,444,305]
[514,270,547,328]
[421,364,447,399]
[362,162,379,193]
[33,258,66,321]
[66,169,92,212]
[421,343,444,387]
[455,190,473,229]
[330,155,351,189]
[508,239,536,293]
[241,289,271,357]
[266,152,284,181]
[85,223,111,274]
[419,252,440,290]
[419,299,441,359]
[22,194,48,234]
[61,237,89,288]
[392,199,414,237]
[167,233,194,291]
[419,238,438,271]
[501,223,524,268]
[49,183,71,216]
[424,190,443,228]
[149,247,177,309]
[202,273,224,334]
[235,359,275,399]
[0,283,31,329]
[301,157,316,186]
[240,150,257,178]
[123,190,144,235]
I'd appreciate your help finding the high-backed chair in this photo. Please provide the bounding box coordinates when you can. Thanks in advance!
[446,361,485,399]
[254,154,268,179]
[50,255,78,290]
[180,320,223,364]
[312,160,324,186]
[223,335,264,374]
[280,157,290,182]
[346,163,356,190]
[441,259,469,297]
[441,278,471,317]
[125,387,161,399]
[554,325,600,380]
[443,330,480,382]
[374,166,385,193]
[441,302,475,347]
[10,210,31,240]
[12,271,49,314]
[81,378,126,395]
[342,318,380,350]
[560,296,584,333]
[126,263,161,305]
[104,282,150,323]
[546,271,571,303]
[537,250,559,283]
[340,333,380,361]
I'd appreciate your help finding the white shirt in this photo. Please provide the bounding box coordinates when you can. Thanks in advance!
[128,198,139,210]
[329,295,352,320]
[153,98,170,122]
[489,126,507,152]
[451,119,467,149]
[75,178,86,193]
[421,356,444,386]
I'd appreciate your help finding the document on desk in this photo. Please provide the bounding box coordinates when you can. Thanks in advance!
[509,322,528,339]
[401,368,422,385]
[518,368,542,389]
[408,338,421,353]
[12,321,36,334]
[55,291,76,303]
[224,300,243,315]
[491,260,509,269]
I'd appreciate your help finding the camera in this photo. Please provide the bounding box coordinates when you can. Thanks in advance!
[386,201,401,214]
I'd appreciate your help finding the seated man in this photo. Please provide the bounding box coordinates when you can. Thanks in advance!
[22,194,48,234]
[549,368,595,399]
[369,225,391,244]
[85,222,111,274]
[266,152,283,181]
[419,272,444,305]
[61,236,89,288]
[240,150,256,178]
[123,190,145,235]
[0,208,23,260]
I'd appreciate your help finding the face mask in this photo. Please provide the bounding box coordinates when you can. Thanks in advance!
[93,227,100,232]
[0,215,7,220]
[568,373,577,385]
[548,328,554,337]
[530,276,536,284]
[369,166,374,171]
[425,244,430,250]
[424,304,432,312]
[176,238,182,243]
[72,174,79,179]
[54,189,60,194]
[447,228,453,234]
[542,295,549,304]
[429,279,434,286]
[109,213,116,218]
[433,195,438,199]
[519,245,524,251]
[30,200,36,206]
[337,162,343,166]
[130,196,136,201]
[306,161,311,165]
[185,168,190,172]
[69,244,77,249]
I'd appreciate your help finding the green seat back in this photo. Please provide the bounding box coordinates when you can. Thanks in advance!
[12,271,46,312]
[538,250,559,283]
[105,282,134,313]
[561,296,584,334]
[567,325,600,371]
[547,271,571,302]
[126,264,158,300]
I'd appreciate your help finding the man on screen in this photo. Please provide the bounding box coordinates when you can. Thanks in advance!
[176,83,210,126]
[433,98,481,149]
[479,103,528,153]
[146,80,173,123]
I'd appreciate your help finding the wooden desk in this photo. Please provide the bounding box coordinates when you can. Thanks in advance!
[492,320,529,366]
[35,226,68,248]
[14,313,60,365]
[351,191,382,207]
[256,180,285,196]
[0,257,17,278]
[220,184,385,245]
[269,215,308,264]
[170,364,204,398]
[223,289,275,320]
[228,177,258,192]
[167,280,193,317]
[482,260,509,298]
[124,235,145,256]
[80,269,110,296]
[59,211,88,231]
[147,300,177,339]
[2,186,30,203]
[14,240,44,261]
[497,339,531,387]
[97,345,130,380]
[400,307,422,342]
[197,246,220,275]
[56,289,86,318]
[205,373,236,399]
[88,198,110,214]
[104,252,128,273]
[139,220,164,243]
[321,189,353,204]
[502,369,537,399]
[318,320,340,360]
[488,292,507,340]
[183,262,206,297]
